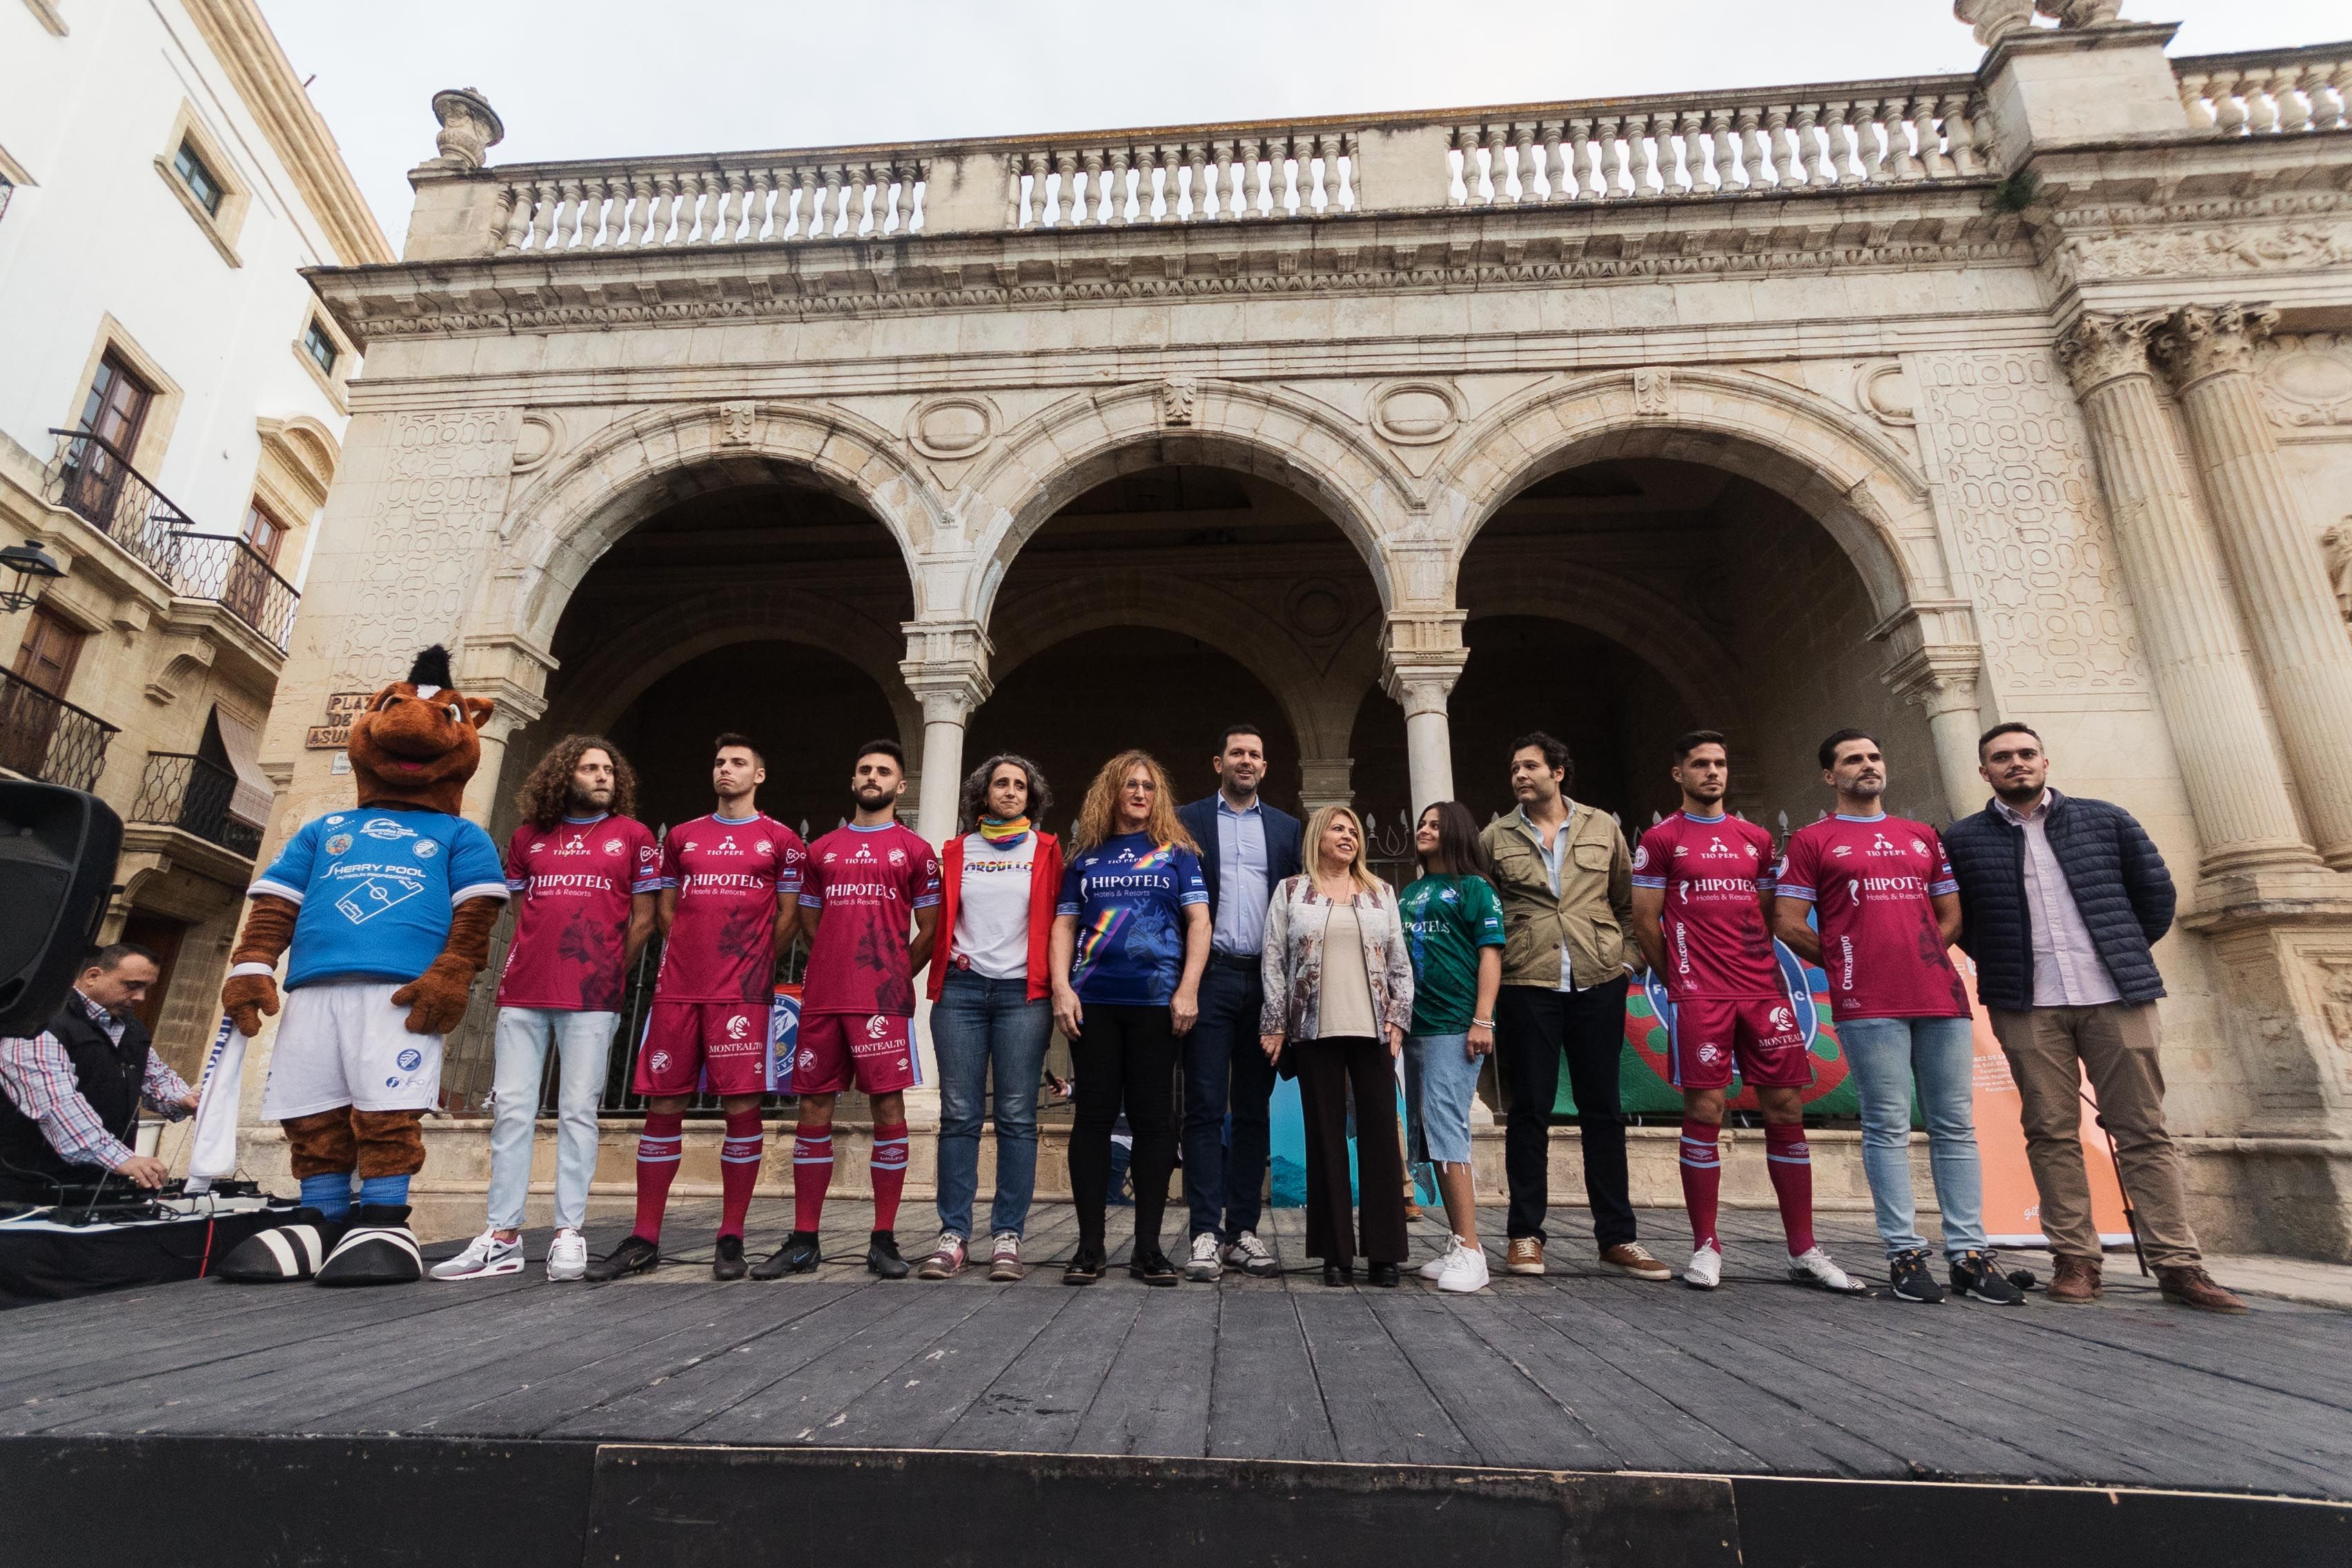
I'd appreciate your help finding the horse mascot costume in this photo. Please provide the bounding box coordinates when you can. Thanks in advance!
[215,646,508,1286]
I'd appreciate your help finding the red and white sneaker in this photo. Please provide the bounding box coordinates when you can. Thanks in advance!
[917,1231,966,1281]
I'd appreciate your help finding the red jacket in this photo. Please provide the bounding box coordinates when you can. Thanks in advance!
[927,830,1064,1004]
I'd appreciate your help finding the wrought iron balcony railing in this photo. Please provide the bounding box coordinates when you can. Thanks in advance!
[0,666,117,793]
[44,430,302,651]
[169,533,301,651]
[128,752,263,859]
[47,429,191,581]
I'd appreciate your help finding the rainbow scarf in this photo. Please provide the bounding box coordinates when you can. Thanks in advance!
[977,814,1031,850]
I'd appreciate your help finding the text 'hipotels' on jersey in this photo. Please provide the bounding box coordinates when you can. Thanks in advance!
[1398,874,1507,1036]
[253,807,508,989]
[800,821,941,1017]
[1631,812,1781,1001]
[496,814,661,1012]
[1057,832,1208,1008]
[1776,814,1970,1020]
[654,814,807,1004]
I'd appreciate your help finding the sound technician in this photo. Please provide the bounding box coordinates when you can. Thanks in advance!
[0,944,197,1202]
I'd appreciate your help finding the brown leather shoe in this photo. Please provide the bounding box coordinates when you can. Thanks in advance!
[2157,1264,2248,1314]
[1505,1236,1546,1276]
[2048,1253,2103,1305]
[1600,1242,1673,1281]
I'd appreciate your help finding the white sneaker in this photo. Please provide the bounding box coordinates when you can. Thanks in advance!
[1435,1242,1489,1294]
[1421,1235,1469,1280]
[1683,1243,1723,1291]
[1224,1231,1281,1279]
[1787,1244,1870,1295]
[430,1229,524,1282]
[545,1229,588,1282]
[1184,1232,1224,1282]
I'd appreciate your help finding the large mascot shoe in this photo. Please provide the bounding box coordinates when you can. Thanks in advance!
[214,1208,342,1283]
[315,1204,424,1287]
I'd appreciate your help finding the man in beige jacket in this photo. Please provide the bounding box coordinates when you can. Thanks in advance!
[1477,733,1671,1282]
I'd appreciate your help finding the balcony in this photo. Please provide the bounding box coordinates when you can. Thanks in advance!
[128,752,264,860]
[48,428,188,580]
[46,429,302,651]
[169,533,300,652]
[0,666,117,792]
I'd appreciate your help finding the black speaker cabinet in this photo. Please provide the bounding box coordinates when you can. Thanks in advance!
[0,783,123,1037]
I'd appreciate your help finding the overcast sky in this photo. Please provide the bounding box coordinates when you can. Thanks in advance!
[259,1,2347,251]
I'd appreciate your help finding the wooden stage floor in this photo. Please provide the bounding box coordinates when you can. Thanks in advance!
[6,1201,2348,1502]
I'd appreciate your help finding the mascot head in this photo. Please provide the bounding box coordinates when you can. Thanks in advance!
[346,645,494,815]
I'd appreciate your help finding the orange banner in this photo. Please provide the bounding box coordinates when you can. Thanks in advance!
[1954,950,2133,1248]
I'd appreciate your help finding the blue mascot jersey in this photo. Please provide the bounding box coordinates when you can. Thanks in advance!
[253,807,507,989]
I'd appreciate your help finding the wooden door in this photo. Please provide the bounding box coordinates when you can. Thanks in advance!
[2,604,86,775]
[65,353,153,522]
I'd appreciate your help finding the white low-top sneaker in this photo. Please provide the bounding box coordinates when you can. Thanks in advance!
[430,1228,524,1282]
[1184,1232,1224,1282]
[1224,1231,1281,1279]
[1787,1244,1870,1295]
[545,1229,588,1282]
[1435,1242,1490,1294]
[1683,1243,1723,1291]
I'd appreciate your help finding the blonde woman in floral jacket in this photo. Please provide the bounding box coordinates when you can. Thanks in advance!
[1259,804,1415,1286]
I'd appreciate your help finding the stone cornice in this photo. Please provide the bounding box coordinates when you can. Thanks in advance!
[306,184,2016,346]
[180,0,393,266]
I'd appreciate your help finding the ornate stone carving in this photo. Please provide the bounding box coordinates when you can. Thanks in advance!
[2255,333,2352,427]
[2152,302,2280,389]
[1632,368,1674,417]
[1955,0,2033,46]
[429,88,504,171]
[1159,376,1198,427]
[2054,311,2164,395]
[2036,0,2122,26]
[717,400,759,445]
[2057,226,2352,282]
[1368,381,1461,447]
[2324,520,2352,625]
[1854,362,1917,427]
[1914,350,2148,696]
[906,395,996,460]
[338,411,517,682]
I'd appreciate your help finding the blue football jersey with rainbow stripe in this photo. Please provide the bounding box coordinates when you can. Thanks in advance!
[1056,832,1208,1006]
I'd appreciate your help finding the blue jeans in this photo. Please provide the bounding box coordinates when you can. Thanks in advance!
[1840,1015,1987,1260]
[487,1007,618,1234]
[931,969,1053,1239]
[1181,960,1277,1243]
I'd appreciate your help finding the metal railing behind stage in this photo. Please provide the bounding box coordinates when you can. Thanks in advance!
[128,752,263,859]
[0,666,117,792]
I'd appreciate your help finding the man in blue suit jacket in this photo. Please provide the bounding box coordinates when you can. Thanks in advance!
[1173,723,1304,1282]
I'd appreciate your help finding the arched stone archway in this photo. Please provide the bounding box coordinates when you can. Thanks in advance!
[1433,368,1949,618]
[1452,557,1742,721]
[496,400,948,651]
[958,379,1413,626]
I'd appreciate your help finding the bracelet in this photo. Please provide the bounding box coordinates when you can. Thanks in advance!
[1471,1017,1496,1029]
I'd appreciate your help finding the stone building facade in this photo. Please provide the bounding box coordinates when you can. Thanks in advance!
[0,0,388,1075]
[275,11,2352,1255]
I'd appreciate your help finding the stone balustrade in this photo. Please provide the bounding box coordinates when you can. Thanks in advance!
[442,70,2008,260]
[2176,46,2351,135]
[1443,78,1992,206]
[493,151,930,253]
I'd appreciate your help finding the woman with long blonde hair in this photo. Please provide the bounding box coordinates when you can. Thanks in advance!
[1258,803,1415,1286]
[1050,750,1210,1286]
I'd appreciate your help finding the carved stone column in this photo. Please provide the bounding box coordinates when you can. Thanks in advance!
[898,629,993,852]
[1881,644,1987,825]
[2056,312,2317,876]
[2155,304,2352,872]
[1382,611,1469,818]
[1298,757,1355,814]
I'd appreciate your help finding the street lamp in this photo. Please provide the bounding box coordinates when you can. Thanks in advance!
[0,539,65,612]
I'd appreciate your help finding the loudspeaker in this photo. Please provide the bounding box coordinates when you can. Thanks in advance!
[0,783,122,1037]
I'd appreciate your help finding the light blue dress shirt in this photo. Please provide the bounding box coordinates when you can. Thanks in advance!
[1213,796,1270,958]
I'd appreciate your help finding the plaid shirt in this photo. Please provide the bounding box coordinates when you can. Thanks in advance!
[0,990,194,1173]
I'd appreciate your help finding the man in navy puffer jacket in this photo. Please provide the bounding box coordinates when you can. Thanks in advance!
[1943,723,2244,1315]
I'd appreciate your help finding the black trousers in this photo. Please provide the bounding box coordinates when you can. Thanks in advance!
[1067,1003,1177,1256]
[1295,1035,1410,1266]
[1493,977,1636,1248]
